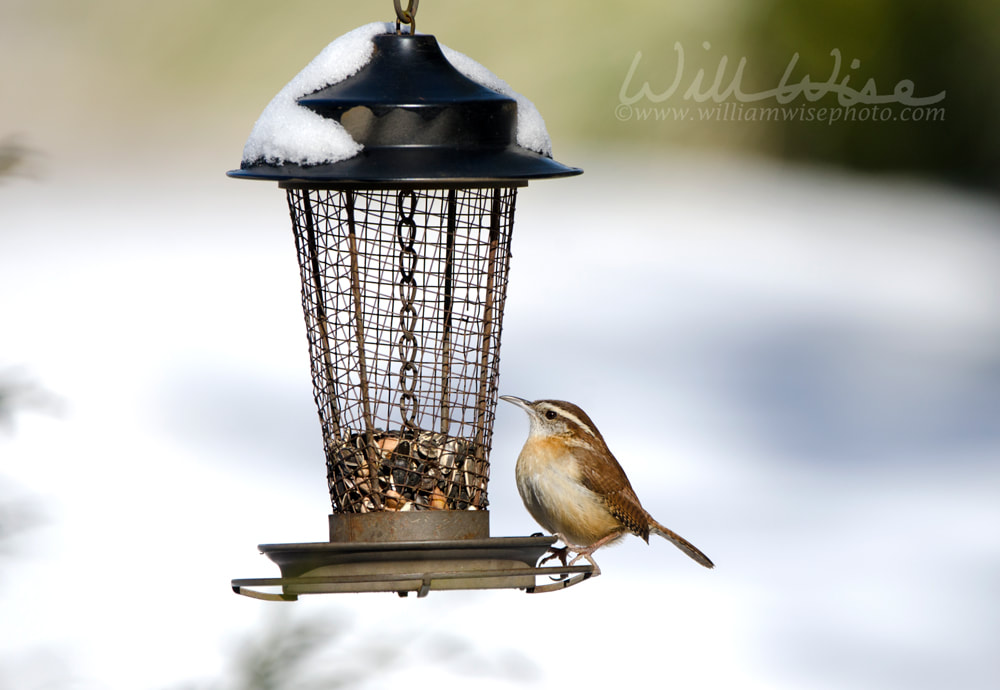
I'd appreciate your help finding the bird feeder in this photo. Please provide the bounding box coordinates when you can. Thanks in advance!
[229,9,589,598]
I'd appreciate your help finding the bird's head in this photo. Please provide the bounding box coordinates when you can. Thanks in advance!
[499,395,607,446]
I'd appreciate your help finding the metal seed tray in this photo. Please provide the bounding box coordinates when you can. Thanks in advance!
[232,536,594,598]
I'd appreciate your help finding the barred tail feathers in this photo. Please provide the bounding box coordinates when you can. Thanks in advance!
[650,520,714,569]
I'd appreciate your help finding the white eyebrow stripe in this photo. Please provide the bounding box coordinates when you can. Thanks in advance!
[539,403,599,439]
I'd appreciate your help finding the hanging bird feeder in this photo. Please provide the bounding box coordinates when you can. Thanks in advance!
[229,5,588,599]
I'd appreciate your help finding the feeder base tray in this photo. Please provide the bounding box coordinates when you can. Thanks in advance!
[232,536,595,598]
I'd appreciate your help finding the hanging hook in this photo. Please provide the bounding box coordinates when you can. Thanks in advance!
[393,0,419,35]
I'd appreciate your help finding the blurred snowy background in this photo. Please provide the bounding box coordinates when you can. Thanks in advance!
[2,2,999,689]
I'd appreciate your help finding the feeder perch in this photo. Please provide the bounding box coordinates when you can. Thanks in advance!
[229,15,587,598]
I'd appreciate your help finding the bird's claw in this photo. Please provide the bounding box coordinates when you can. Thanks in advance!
[540,545,572,580]
[540,545,569,567]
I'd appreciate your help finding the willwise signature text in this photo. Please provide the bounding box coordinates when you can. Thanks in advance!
[619,42,946,107]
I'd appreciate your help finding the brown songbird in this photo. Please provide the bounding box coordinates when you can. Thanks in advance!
[500,396,714,573]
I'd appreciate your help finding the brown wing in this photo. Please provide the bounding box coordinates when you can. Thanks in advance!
[575,445,651,542]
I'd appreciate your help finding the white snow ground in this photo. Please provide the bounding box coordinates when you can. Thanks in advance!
[1,150,999,690]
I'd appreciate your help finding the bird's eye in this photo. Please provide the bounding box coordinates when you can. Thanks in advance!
[545,410,557,420]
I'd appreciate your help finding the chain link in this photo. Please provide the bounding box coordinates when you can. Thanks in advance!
[393,0,419,34]
[396,190,420,428]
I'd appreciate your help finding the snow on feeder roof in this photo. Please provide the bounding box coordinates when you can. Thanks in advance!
[230,22,579,185]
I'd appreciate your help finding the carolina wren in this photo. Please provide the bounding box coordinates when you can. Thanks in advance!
[500,396,714,572]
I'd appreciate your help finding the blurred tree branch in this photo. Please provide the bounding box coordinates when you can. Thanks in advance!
[170,607,541,690]
[0,367,62,435]
[0,368,55,575]
[0,135,37,182]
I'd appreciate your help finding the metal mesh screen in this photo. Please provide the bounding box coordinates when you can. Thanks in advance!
[285,186,517,514]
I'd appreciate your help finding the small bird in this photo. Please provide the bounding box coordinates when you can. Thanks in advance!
[500,395,714,573]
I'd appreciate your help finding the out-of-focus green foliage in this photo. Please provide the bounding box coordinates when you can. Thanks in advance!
[746,0,1000,188]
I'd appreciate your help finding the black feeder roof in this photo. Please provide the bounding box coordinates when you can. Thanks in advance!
[228,32,582,186]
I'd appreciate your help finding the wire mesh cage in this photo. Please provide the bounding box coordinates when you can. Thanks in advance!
[287,185,516,516]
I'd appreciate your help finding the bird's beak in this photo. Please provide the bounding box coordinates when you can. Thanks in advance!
[499,395,532,413]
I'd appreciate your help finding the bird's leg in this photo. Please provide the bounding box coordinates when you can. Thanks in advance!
[539,535,573,581]
[567,550,601,577]
[552,531,619,578]
[578,530,626,554]
[563,529,627,577]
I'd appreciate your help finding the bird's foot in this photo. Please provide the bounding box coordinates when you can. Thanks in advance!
[540,545,570,568]
[552,533,603,578]
[540,545,571,581]
[567,550,602,577]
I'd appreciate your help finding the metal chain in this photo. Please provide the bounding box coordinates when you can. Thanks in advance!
[396,190,420,428]
[393,0,419,34]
